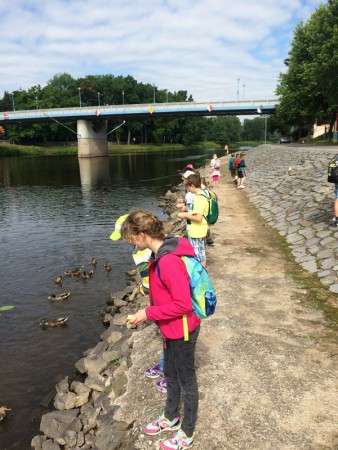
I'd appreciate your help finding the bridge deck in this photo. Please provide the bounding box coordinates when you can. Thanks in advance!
[0,99,279,125]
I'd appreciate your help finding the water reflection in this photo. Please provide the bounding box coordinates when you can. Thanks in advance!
[78,157,111,190]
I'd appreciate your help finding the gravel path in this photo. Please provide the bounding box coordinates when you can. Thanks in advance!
[114,145,338,450]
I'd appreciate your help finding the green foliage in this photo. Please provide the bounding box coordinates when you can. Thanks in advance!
[276,1,338,138]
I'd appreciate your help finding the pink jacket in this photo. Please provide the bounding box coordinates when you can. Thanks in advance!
[145,236,201,339]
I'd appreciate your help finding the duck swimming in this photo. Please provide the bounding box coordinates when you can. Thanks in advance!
[0,406,11,421]
[39,317,68,328]
[55,275,63,286]
[64,268,82,277]
[90,257,97,266]
[48,292,70,302]
[82,270,94,280]
[104,262,112,271]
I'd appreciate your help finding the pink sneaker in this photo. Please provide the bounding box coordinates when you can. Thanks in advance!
[160,429,194,449]
[143,413,180,435]
[156,378,167,393]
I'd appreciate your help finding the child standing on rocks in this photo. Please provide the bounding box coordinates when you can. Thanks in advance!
[124,209,200,450]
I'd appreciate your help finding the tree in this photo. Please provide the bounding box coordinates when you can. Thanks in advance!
[276,1,338,139]
[209,116,241,145]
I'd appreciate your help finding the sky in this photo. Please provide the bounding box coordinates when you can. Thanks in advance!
[0,0,324,103]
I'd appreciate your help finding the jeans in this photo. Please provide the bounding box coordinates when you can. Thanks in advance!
[164,326,200,437]
[158,352,164,372]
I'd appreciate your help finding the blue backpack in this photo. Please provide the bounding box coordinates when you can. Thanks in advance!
[156,255,217,340]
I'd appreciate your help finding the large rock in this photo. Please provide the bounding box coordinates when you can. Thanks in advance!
[40,409,80,441]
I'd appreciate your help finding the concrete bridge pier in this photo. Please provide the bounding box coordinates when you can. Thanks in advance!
[77,120,108,158]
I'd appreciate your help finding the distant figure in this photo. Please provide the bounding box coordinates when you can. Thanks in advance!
[236,152,247,189]
[224,144,229,155]
[228,153,237,183]
[210,154,221,189]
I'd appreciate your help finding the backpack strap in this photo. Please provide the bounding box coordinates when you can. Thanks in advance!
[156,259,190,341]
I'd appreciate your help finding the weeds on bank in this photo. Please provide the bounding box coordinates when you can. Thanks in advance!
[249,204,338,340]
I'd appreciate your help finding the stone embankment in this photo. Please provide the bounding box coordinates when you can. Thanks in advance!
[31,145,338,450]
[245,144,338,292]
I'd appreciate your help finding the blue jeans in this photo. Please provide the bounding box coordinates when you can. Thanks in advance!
[164,326,200,437]
[158,352,164,371]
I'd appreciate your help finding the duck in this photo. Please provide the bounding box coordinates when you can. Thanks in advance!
[55,275,63,286]
[48,292,70,302]
[90,257,97,266]
[64,268,82,277]
[104,262,112,272]
[0,406,11,421]
[81,270,94,280]
[39,317,68,328]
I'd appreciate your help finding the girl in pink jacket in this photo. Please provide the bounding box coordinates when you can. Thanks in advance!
[123,209,200,450]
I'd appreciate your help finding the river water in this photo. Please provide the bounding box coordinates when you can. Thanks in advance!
[0,148,217,449]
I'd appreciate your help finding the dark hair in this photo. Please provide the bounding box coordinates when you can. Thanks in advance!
[231,153,235,157]
[121,209,165,242]
[186,173,201,188]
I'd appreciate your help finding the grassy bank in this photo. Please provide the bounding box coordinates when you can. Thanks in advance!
[0,141,222,157]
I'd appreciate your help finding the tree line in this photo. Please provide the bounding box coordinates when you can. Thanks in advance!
[276,0,338,140]
[0,72,288,147]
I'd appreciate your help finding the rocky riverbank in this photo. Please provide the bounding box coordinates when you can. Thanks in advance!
[30,145,338,450]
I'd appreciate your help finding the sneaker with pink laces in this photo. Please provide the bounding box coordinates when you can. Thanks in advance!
[156,378,167,393]
[143,413,180,435]
[160,429,194,449]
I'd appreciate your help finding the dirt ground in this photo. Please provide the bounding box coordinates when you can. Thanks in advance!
[115,160,338,450]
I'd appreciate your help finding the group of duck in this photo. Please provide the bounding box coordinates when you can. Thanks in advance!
[39,257,112,329]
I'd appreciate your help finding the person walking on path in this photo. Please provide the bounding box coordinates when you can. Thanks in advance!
[236,151,247,189]
[124,210,200,450]
[228,152,237,184]
[210,154,221,189]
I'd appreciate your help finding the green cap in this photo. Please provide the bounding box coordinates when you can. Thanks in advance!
[110,214,129,241]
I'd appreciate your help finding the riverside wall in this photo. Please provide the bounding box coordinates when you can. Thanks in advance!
[244,144,338,292]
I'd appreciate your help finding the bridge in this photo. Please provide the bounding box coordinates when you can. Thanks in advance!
[0,99,279,157]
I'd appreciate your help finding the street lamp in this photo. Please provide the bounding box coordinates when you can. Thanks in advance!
[122,91,124,105]
[35,96,38,109]
[165,89,168,103]
[78,87,82,107]
[97,92,101,107]
[243,84,245,100]
[153,84,156,103]
[237,78,240,103]
[264,115,268,144]
[11,92,15,111]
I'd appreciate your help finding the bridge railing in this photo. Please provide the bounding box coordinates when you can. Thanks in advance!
[1,99,280,119]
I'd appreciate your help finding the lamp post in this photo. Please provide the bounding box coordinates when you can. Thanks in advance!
[122,91,124,105]
[78,87,82,107]
[165,89,168,103]
[97,92,100,107]
[35,96,38,109]
[264,115,268,144]
[237,78,240,103]
[11,92,15,111]
[243,84,245,100]
[153,84,156,103]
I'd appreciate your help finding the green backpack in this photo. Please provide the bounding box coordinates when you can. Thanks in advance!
[198,189,219,225]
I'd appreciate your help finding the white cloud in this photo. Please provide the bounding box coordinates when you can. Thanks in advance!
[0,0,323,101]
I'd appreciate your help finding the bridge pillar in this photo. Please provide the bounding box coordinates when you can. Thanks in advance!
[77,120,108,158]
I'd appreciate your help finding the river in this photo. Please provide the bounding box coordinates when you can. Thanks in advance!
[0,148,217,449]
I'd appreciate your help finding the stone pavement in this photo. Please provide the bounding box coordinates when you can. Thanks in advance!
[245,144,338,293]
